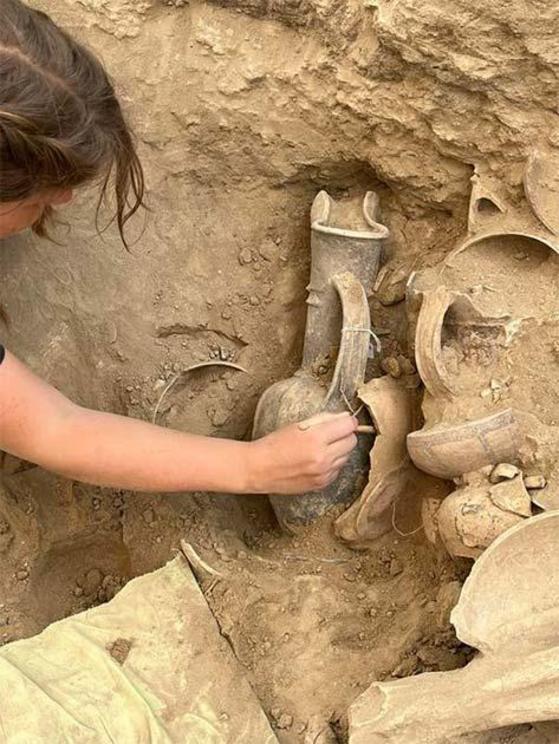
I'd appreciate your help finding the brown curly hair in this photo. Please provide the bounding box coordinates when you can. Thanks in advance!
[0,0,145,244]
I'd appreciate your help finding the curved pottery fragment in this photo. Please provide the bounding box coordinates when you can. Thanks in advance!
[409,171,559,563]
[467,172,507,235]
[436,475,532,559]
[457,166,559,257]
[414,288,509,400]
[335,376,418,546]
[407,409,523,480]
[347,513,559,744]
[414,286,455,399]
[452,511,559,655]
[524,145,559,237]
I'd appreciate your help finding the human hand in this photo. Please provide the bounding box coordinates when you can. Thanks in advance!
[247,412,358,494]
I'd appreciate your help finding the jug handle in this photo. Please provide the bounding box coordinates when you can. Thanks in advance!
[414,286,455,399]
[323,272,371,411]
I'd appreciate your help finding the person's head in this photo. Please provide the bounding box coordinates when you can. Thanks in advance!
[0,0,144,243]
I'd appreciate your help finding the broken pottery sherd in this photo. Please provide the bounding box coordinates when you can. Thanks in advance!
[523,474,546,490]
[488,462,520,484]
[435,474,532,559]
[374,264,410,306]
[412,286,510,401]
[347,513,559,744]
[524,145,559,237]
[407,409,523,480]
[335,375,419,546]
[448,167,559,263]
[408,172,559,561]
[466,171,507,236]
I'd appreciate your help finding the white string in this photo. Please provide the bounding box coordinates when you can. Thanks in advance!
[391,497,424,537]
[341,326,382,359]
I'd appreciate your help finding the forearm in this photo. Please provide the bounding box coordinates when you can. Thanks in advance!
[0,349,358,497]
[29,406,255,493]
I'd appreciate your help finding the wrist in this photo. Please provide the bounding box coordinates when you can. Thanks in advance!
[241,439,268,494]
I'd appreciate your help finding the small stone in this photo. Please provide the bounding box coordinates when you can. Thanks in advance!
[357,592,366,600]
[107,637,133,665]
[259,240,275,261]
[83,568,103,595]
[221,309,232,320]
[238,247,252,265]
[389,558,403,576]
[212,410,229,427]
[277,713,293,730]
[381,356,402,379]
[376,266,409,306]
[16,569,29,581]
[74,586,84,597]
[249,295,260,306]
[524,474,547,490]
[397,355,416,376]
[489,463,520,484]
[143,508,156,525]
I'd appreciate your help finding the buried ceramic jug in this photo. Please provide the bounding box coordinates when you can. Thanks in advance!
[252,189,389,532]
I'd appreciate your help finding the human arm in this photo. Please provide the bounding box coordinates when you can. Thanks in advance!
[0,348,358,494]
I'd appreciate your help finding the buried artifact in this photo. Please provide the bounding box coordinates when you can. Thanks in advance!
[334,375,420,546]
[404,167,559,558]
[347,512,559,743]
[252,189,388,531]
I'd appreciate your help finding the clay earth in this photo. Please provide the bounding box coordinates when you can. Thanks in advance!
[2,0,559,741]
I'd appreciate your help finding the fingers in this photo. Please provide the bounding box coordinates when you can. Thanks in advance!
[331,454,351,471]
[297,411,352,431]
[320,468,343,489]
[298,411,358,444]
[328,433,358,460]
